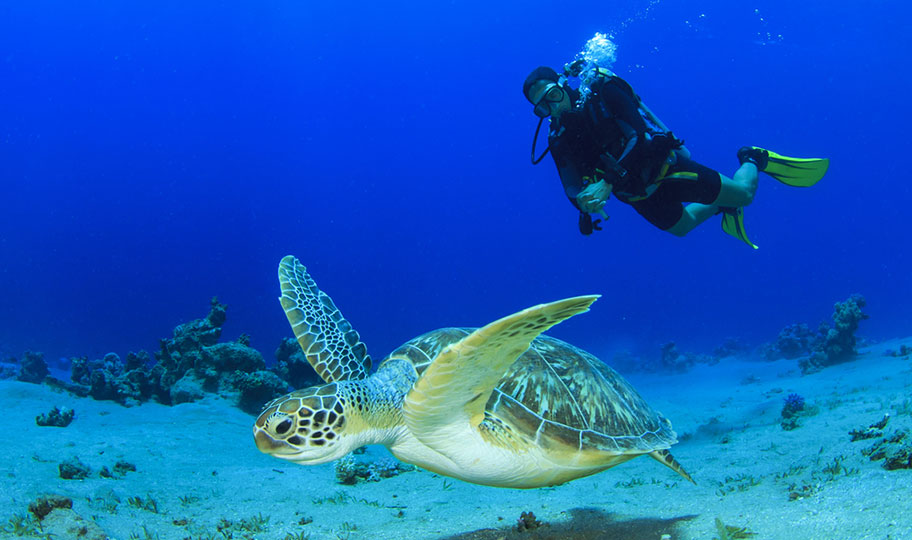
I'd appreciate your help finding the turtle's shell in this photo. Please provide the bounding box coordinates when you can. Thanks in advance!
[386,328,677,454]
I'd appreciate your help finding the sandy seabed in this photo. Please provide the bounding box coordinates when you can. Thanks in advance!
[1,338,910,540]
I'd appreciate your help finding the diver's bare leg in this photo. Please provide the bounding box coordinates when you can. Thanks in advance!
[666,203,719,237]
[713,164,758,207]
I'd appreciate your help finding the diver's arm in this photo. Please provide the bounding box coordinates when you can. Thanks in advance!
[557,164,586,210]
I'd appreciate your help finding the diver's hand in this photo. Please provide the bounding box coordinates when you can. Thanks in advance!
[577,180,612,214]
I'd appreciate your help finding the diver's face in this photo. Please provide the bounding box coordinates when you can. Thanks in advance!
[530,81,568,118]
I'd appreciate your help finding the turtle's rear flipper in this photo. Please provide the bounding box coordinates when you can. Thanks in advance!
[403,296,599,453]
[650,449,695,484]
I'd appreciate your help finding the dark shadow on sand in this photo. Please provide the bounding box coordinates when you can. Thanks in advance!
[438,507,698,540]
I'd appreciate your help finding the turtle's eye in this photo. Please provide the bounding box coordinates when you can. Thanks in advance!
[274,418,293,435]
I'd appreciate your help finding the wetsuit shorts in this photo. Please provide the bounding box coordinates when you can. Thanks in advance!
[627,156,723,230]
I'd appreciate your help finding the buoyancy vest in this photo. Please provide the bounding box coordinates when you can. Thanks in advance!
[549,71,683,202]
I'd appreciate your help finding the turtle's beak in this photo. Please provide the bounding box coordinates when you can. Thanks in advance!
[253,426,339,465]
[254,427,278,452]
[253,427,298,456]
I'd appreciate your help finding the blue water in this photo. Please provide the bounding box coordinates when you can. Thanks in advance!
[1,0,909,367]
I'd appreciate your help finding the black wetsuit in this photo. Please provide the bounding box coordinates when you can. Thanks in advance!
[548,75,722,230]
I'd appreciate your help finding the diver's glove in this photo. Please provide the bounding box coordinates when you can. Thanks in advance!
[576,179,612,216]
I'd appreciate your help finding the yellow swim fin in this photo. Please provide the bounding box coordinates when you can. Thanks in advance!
[720,207,758,249]
[740,146,829,187]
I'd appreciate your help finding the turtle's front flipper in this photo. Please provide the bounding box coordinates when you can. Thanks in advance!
[278,256,371,383]
[403,296,598,451]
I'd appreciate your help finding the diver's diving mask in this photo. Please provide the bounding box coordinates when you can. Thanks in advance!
[532,83,565,118]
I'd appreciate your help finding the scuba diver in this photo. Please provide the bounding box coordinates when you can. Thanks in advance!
[522,62,829,248]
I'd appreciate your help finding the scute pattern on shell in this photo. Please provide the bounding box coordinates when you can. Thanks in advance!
[494,335,674,452]
[385,328,471,375]
[386,329,675,453]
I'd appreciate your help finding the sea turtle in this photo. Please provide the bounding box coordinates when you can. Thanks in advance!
[253,256,692,488]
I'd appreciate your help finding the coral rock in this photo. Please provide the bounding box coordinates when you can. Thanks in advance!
[42,508,108,540]
[36,406,76,427]
[28,494,73,520]
[774,323,815,360]
[274,337,321,389]
[58,457,91,480]
[232,370,291,414]
[201,342,265,374]
[170,371,207,404]
[799,294,869,374]
[17,350,49,384]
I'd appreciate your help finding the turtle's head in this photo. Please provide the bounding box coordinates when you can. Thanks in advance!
[253,383,362,465]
